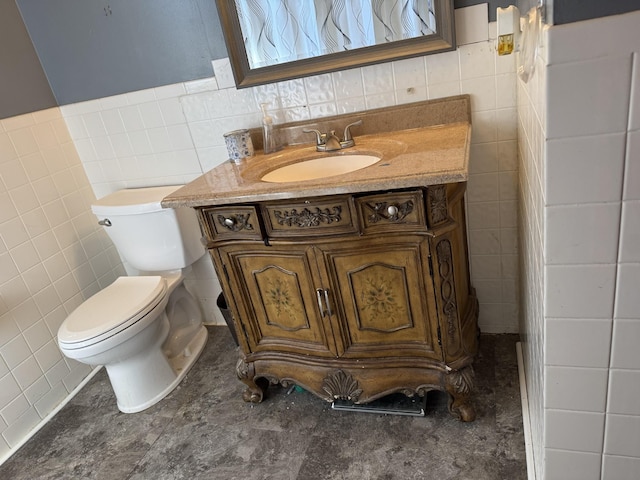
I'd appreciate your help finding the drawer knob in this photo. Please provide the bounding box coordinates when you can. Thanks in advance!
[365,200,413,224]
[216,213,254,232]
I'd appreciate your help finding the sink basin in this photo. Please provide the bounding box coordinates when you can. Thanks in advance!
[261,154,380,183]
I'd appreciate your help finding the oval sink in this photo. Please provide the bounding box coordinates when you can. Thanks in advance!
[261,154,380,183]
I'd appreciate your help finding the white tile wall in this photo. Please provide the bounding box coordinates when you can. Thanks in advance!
[545,134,626,205]
[544,409,605,453]
[0,109,124,462]
[544,449,602,480]
[518,9,640,480]
[544,264,617,319]
[545,318,611,368]
[545,55,632,139]
[604,414,640,457]
[610,319,640,369]
[517,22,547,480]
[602,454,640,480]
[545,203,621,265]
[544,366,608,412]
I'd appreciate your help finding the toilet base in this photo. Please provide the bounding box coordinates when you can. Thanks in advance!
[112,325,208,413]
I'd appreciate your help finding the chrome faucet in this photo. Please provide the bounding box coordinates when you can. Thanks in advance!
[304,120,363,152]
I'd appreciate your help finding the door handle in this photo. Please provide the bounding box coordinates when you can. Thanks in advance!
[315,288,333,318]
[316,289,326,317]
[323,289,333,317]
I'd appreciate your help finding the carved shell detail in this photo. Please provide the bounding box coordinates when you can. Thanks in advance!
[322,370,363,402]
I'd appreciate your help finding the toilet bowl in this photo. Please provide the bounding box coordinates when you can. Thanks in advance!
[57,186,209,413]
[58,274,207,413]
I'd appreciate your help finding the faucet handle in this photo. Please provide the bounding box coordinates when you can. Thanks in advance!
[342,120,362,144]
[303,128,324,146]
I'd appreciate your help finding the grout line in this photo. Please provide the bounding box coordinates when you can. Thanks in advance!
[516,341,537,480]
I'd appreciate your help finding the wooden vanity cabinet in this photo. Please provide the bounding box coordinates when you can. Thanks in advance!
[198,183,479,421]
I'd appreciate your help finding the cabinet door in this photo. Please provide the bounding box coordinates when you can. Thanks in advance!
[319,236,441,359]
[220,244,337,357]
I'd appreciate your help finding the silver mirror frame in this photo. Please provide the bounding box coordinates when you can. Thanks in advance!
[216,0,456,88]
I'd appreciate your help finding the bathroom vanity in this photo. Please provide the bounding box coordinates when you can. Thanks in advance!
[163,95,479,421]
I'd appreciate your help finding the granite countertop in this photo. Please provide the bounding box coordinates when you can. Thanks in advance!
[162,96,471,208]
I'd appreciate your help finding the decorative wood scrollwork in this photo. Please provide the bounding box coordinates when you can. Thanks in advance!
[236,358,266,403]
[428,185,448,225]
[217,213,254,232]
[235,358,250,381]
[273,206,342,227]
[322,370,363,401]
[447,366,475,395]
[436,239,458,342]
[365,200,414,223]
[445,365,476,421]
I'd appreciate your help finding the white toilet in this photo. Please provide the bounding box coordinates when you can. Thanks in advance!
[58,186,208,413]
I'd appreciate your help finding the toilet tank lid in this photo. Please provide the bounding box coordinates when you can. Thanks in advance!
[91,185,183,216]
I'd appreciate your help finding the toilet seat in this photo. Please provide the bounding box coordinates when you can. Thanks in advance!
[59,276,167,350]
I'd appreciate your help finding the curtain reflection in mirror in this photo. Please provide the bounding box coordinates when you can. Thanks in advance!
[235,0,437,69]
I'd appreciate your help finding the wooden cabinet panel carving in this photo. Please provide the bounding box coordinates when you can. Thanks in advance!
[201,205,261,242]
[200,183,479,421]
[262,196,357,238]
[355,190,425,232]
[219,245,336,357]
[321,238,439,359]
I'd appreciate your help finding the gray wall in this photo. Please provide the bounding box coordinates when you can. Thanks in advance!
[5,0,639,120]
[16,0,227,106]
[552,0,640,25]
[2,0,504,119]
[0,1,56,118]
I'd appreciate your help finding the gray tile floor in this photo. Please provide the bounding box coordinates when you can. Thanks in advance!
[0,328,527,480]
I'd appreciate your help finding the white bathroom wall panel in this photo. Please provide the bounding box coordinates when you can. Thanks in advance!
[517,23,547,479]
[0,109,124,461]
[518,9,640,480]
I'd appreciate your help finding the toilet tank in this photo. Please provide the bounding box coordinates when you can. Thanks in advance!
[91,186,205,272]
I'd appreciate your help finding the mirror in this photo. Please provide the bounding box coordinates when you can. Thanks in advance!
[216,0,456,88]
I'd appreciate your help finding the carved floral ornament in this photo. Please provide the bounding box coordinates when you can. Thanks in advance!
[274,206,342,228]
[264,277,297,318]
[358,273,408,330]
[428,185,448,224]
[361,276,400,318]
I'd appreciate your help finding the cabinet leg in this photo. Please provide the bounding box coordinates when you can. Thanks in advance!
[235,358,266,403]
[445,366,476,422]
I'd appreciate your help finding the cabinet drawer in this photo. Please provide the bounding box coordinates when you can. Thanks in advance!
[200,205,262,241]
[262,196,357,238]
[356,190,426,233]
